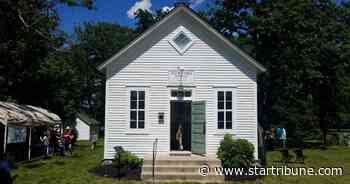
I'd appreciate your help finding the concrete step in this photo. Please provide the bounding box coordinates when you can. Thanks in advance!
[169,151,192,156]
[142,172,224,182]
[142,153,224,182]
[143,158,221,166]
[143,164,212,173]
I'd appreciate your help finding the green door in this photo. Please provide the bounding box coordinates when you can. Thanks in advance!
[191,101,206,155]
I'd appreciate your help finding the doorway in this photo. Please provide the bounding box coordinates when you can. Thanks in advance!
[170,101,191,151]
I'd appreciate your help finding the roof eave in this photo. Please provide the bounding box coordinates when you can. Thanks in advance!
[97,7,184,71]
[97,6,267,73]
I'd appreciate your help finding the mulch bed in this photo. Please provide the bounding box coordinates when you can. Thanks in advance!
[89,165,141,180]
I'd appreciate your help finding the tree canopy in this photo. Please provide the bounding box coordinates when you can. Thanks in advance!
[1,0,350,144]
[208,0,350,144]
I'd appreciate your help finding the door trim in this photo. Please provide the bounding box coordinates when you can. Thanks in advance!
[167,87,196,153]
[170,100,192,151]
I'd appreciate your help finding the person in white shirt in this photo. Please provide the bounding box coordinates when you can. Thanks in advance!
[40,133,49,158]
[90,131,98,150]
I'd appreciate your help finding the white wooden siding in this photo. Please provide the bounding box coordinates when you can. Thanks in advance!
[104,23,258,159]
[76,118,90,141]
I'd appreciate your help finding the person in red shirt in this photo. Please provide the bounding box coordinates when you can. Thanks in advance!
[63,127,74,155]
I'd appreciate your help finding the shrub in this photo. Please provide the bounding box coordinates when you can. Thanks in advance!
[113,149,143,169]
[217,134,255,168]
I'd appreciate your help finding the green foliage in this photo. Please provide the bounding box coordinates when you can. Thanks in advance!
[0,0,94,125]
[134,9,170,34]
[60,0,94,9]
[71,22,135,124]
[217,134,255,168]
[208,0,350,145]
[38,51,82,122]
[0,0,130,126]
[113,150,143,169]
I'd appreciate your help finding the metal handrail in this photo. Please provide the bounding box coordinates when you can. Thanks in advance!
[152,138,158,182]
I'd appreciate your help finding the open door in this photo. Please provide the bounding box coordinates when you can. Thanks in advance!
[191,101,206,155]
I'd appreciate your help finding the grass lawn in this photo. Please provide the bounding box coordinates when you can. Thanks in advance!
[12,140,350,184]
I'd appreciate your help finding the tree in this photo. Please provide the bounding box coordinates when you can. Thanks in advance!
[71,22,135,123]
[0,0,93,123]
[38,50,82,122]
[208,0,350,145]
[134,9,170,34]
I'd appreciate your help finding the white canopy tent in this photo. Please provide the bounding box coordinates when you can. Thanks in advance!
[0,102,61,160]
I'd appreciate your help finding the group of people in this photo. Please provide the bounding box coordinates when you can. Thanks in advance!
[39,126,75,158]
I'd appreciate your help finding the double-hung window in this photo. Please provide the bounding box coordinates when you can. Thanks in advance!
[217,90,234,129]
[130,90,145,129]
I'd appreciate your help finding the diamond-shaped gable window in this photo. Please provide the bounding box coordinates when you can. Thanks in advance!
[169,31,193,55]
[174,33,190,49]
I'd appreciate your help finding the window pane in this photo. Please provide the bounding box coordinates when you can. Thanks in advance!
[171,90,177,97]
[138,91,145,100]
[130,111,137,120]
[218,91,224,101]
[178,91,184,97]
[138,111,145,121]
[218,112,224,121]
[174,33,191,49]
[138,100,145,109]
[185,91,192,97]
[226,91,232,101]
[138,121,145,129]
[226,101,232,109]
[226,111,232,121]
[226,121,232,129]
[218,102,224,109]
[218,121,225,129]
[130,101,137,109]
[131,91,137,101]
[130,121,137,128]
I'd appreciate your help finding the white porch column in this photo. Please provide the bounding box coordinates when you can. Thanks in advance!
[3,123,7,154]
[28,127,32,160]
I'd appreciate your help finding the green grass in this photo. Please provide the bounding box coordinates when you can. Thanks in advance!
[12,141,350,184]
[12,141,120,184]
[263,147,350,184]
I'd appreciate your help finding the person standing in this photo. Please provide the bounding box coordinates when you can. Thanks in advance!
[176,125,184,150]
[90,131,98,150]
[281,128,287,148]
[63,127,74,155]
[40,133,49,158]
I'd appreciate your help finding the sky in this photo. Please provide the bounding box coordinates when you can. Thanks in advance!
[56,0,210,34]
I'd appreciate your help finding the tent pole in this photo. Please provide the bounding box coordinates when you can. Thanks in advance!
[28,127,32,160]
[3,124,7,154]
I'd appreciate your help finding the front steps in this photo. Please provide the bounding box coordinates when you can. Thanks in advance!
[142,153,224,183]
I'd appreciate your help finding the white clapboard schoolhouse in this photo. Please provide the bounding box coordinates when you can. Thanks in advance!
[98,4,266,160]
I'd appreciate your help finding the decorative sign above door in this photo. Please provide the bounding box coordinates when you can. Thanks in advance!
[168,67,195,85]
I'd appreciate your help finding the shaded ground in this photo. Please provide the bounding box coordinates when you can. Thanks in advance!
[91,164,141,180]
[12,140,350,184]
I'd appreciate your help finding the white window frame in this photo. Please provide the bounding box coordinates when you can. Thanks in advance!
[126,87,149,132]
[214,87,237,132]
[169,27,194,55]
[170,89,193,101]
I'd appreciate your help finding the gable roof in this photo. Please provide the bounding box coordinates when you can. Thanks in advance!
[98,5,266,73]
[76,112,100,126]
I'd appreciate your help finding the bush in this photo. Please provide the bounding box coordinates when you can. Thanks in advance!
[217,134,255,168]
[113,149,143,169]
